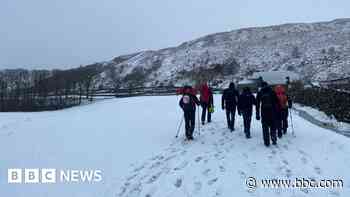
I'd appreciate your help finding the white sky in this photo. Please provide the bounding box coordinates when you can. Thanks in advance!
[0,0,349,69]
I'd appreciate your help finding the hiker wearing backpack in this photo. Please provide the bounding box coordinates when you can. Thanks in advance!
[199,83,214,125]
[238,87,256,138]
[222,82,239,132]
[179,85,200,140]
[274,85,292,138]
[256,82,279,146]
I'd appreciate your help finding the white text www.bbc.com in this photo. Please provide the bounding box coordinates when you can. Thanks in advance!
[245,177,344,191]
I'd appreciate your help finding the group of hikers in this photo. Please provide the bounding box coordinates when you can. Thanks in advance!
[178,80,292,147]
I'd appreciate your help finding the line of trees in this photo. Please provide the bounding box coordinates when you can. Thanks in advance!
[0,64,103,112]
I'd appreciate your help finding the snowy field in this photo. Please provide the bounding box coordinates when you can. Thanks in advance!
[1,95,350,197]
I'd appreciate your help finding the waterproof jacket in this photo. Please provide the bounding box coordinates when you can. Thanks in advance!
[222,87,239,110]
[238,90,256,115]
[200,84,214,106]
[256,86,279,119]
[179,93,200,112]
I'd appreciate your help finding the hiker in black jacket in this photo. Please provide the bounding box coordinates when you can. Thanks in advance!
[179,86,200,140]
[222,83,239,132]
[238,87,256,138]
[256,82,279,146]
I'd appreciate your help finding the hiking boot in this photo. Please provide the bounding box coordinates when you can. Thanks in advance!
[272,141,277,145]
[283,129,287,134]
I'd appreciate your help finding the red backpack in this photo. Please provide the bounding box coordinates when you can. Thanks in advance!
[274,85,288,109]
[200,84,210,103]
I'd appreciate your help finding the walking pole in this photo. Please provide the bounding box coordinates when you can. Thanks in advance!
[175,116,184,138]
[289,109,295,137]
[198,108,201,136]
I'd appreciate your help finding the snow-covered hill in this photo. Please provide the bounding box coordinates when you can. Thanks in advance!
[98,18,350,88]
[1,95,350,197]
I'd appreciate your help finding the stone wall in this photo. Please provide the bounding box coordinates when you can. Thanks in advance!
[289,82,350,123]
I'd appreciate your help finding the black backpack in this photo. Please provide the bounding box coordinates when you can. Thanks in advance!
[260,90,273,109]
[182,95,193,111]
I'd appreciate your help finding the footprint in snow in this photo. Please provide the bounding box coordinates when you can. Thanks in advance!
[208,178,218,186]
[214,189,222,196]
[149,161,162,170]
[219,166,226,173]
[202,169,211,176]
[145,186,157,197]
[314,166,322,175]
[193,181,202,192]
[164,154,177,162]
[268,155,273,161]
[126,174,138,181]
[174,178,182,188]
[298,149,307,156]
[195,156,203,163]
[121,182,142,197]
[300,187,310,194]
[282,160,289,166]
[214,152,225,160]
[301,157,308,164]
[146,172,162,184]
[174,161,188,171]
[238,170,246,179]
[180,150,187,155]
[133,164,146,173]
[242,153,248,159]
[285,169,292,178]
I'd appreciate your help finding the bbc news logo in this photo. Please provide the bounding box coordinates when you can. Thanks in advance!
[8,169,103,184]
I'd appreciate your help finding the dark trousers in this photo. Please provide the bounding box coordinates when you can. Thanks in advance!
[281,108,289,134]
[201,102,211,123]
[184,110,196,139]
[276,108,289,138]
[261,110,277,146]
[226,107,236,130]
[242,111,252,137]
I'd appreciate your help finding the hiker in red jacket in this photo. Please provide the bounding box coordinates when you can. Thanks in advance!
[274,85,292,138]
[199,83,214,125]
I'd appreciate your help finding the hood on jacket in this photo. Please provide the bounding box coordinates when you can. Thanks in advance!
[229,82,235,90]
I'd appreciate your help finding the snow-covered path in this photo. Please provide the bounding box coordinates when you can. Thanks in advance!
[113,107,350,197]
[1,95,350,197]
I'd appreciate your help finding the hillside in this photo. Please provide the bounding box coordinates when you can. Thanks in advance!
[97,18,350,88]
[1,18,350,89]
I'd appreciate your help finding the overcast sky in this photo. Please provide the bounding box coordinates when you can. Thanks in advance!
[0,0,349,70]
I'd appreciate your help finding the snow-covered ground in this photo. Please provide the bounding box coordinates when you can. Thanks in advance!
[1,95,350,197]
